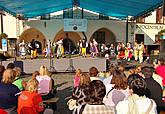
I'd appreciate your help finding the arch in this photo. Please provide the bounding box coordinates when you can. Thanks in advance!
[90,27,116,45]
[53,29,81,53]
[20,28,47,49]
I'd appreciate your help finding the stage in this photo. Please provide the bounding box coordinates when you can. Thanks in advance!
[1,57,106,74]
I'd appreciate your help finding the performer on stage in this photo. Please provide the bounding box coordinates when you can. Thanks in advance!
[133,41,139,62]
[77,39,82,55]
[109,43,116,59]
[80,38,88,57]
[93,39,99,56]
[45,39,53,58]
[56,38,64,58]
[90,39,98,57]
[125,42,133,61]
[138,42,144,63]
[19,40,27,59]
[117,42,125,59]
[28,39,37,59]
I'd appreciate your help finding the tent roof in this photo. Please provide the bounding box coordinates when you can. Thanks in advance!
[0,0,163,19]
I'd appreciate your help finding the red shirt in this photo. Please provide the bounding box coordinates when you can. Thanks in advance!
[17,91,44,114]
[156,65,165,86]
[0,109,7,114]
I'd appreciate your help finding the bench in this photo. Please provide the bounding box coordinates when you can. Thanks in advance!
[43,97,59,103]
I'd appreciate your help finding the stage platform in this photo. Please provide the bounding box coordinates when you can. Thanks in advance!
[1,57,106,74]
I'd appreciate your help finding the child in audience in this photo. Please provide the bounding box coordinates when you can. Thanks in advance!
[73,69,82,87]
[17,78,44,114]
[36,65,54,100]
[13,67,26,91]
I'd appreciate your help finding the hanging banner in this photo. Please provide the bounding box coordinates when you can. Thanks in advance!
[64,19,87,32]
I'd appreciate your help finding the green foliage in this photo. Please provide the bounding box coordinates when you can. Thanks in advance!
[0,33,8,39]
[158,29,165,36]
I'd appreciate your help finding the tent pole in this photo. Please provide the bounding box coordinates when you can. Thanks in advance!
[126,18,128,43]
[1,15,3,33]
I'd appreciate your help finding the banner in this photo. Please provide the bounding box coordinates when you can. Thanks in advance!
[64,19,87,32]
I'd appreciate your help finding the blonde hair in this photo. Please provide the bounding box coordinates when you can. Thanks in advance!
[39,65,48,76]
[26,78,39,92]
[13,67,21,77]
[76,69,82,75]
[79,73,91,87]
[2,69,16,84]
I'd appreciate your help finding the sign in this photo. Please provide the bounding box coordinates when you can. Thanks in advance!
[136,25,164,30]
[2,39,7,51]
[64,19,87,32]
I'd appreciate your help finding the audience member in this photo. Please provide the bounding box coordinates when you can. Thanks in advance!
[155,58,165,88]
[116,74,157,114]
[80,80,114,114]
[36,65,54,100]
[73,69,82,88]
[89,67,99,81]
[31,71,40,80]
[13,67,26,91]
[6,63,15,69]
[142,66,163,113]
[103,69,129,107]
[17,78,44,114]
[0,69,20,114]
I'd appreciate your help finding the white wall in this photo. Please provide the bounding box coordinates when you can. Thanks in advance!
[0,14,24,39]
[24,19,129,43]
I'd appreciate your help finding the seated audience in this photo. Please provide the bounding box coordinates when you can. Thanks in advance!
[36,65,54,100]
[80,80,114,114]
[73,69,82,88]
[103,69,129,107]
[89,67,100,81]
[0,69,20,114]
[116,74,157,114]
[13,67,26,91]
[17,78,44,114]
[142,66,163,113]
[154,58,165,88]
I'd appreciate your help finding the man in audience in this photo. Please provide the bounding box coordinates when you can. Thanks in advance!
[142,66,163,113]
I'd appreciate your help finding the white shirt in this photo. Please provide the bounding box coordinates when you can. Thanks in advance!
[116,97,157,114]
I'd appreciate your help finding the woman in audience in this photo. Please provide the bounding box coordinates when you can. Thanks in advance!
[103,69,129,107]
[78,80,114,114]
[68,73,91,110]
[0,69,20,114]
[116,74,157,114]
[36,65,54,100]
[17,78,44,114]
[13,67,26,91]
[89,67,99,81]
